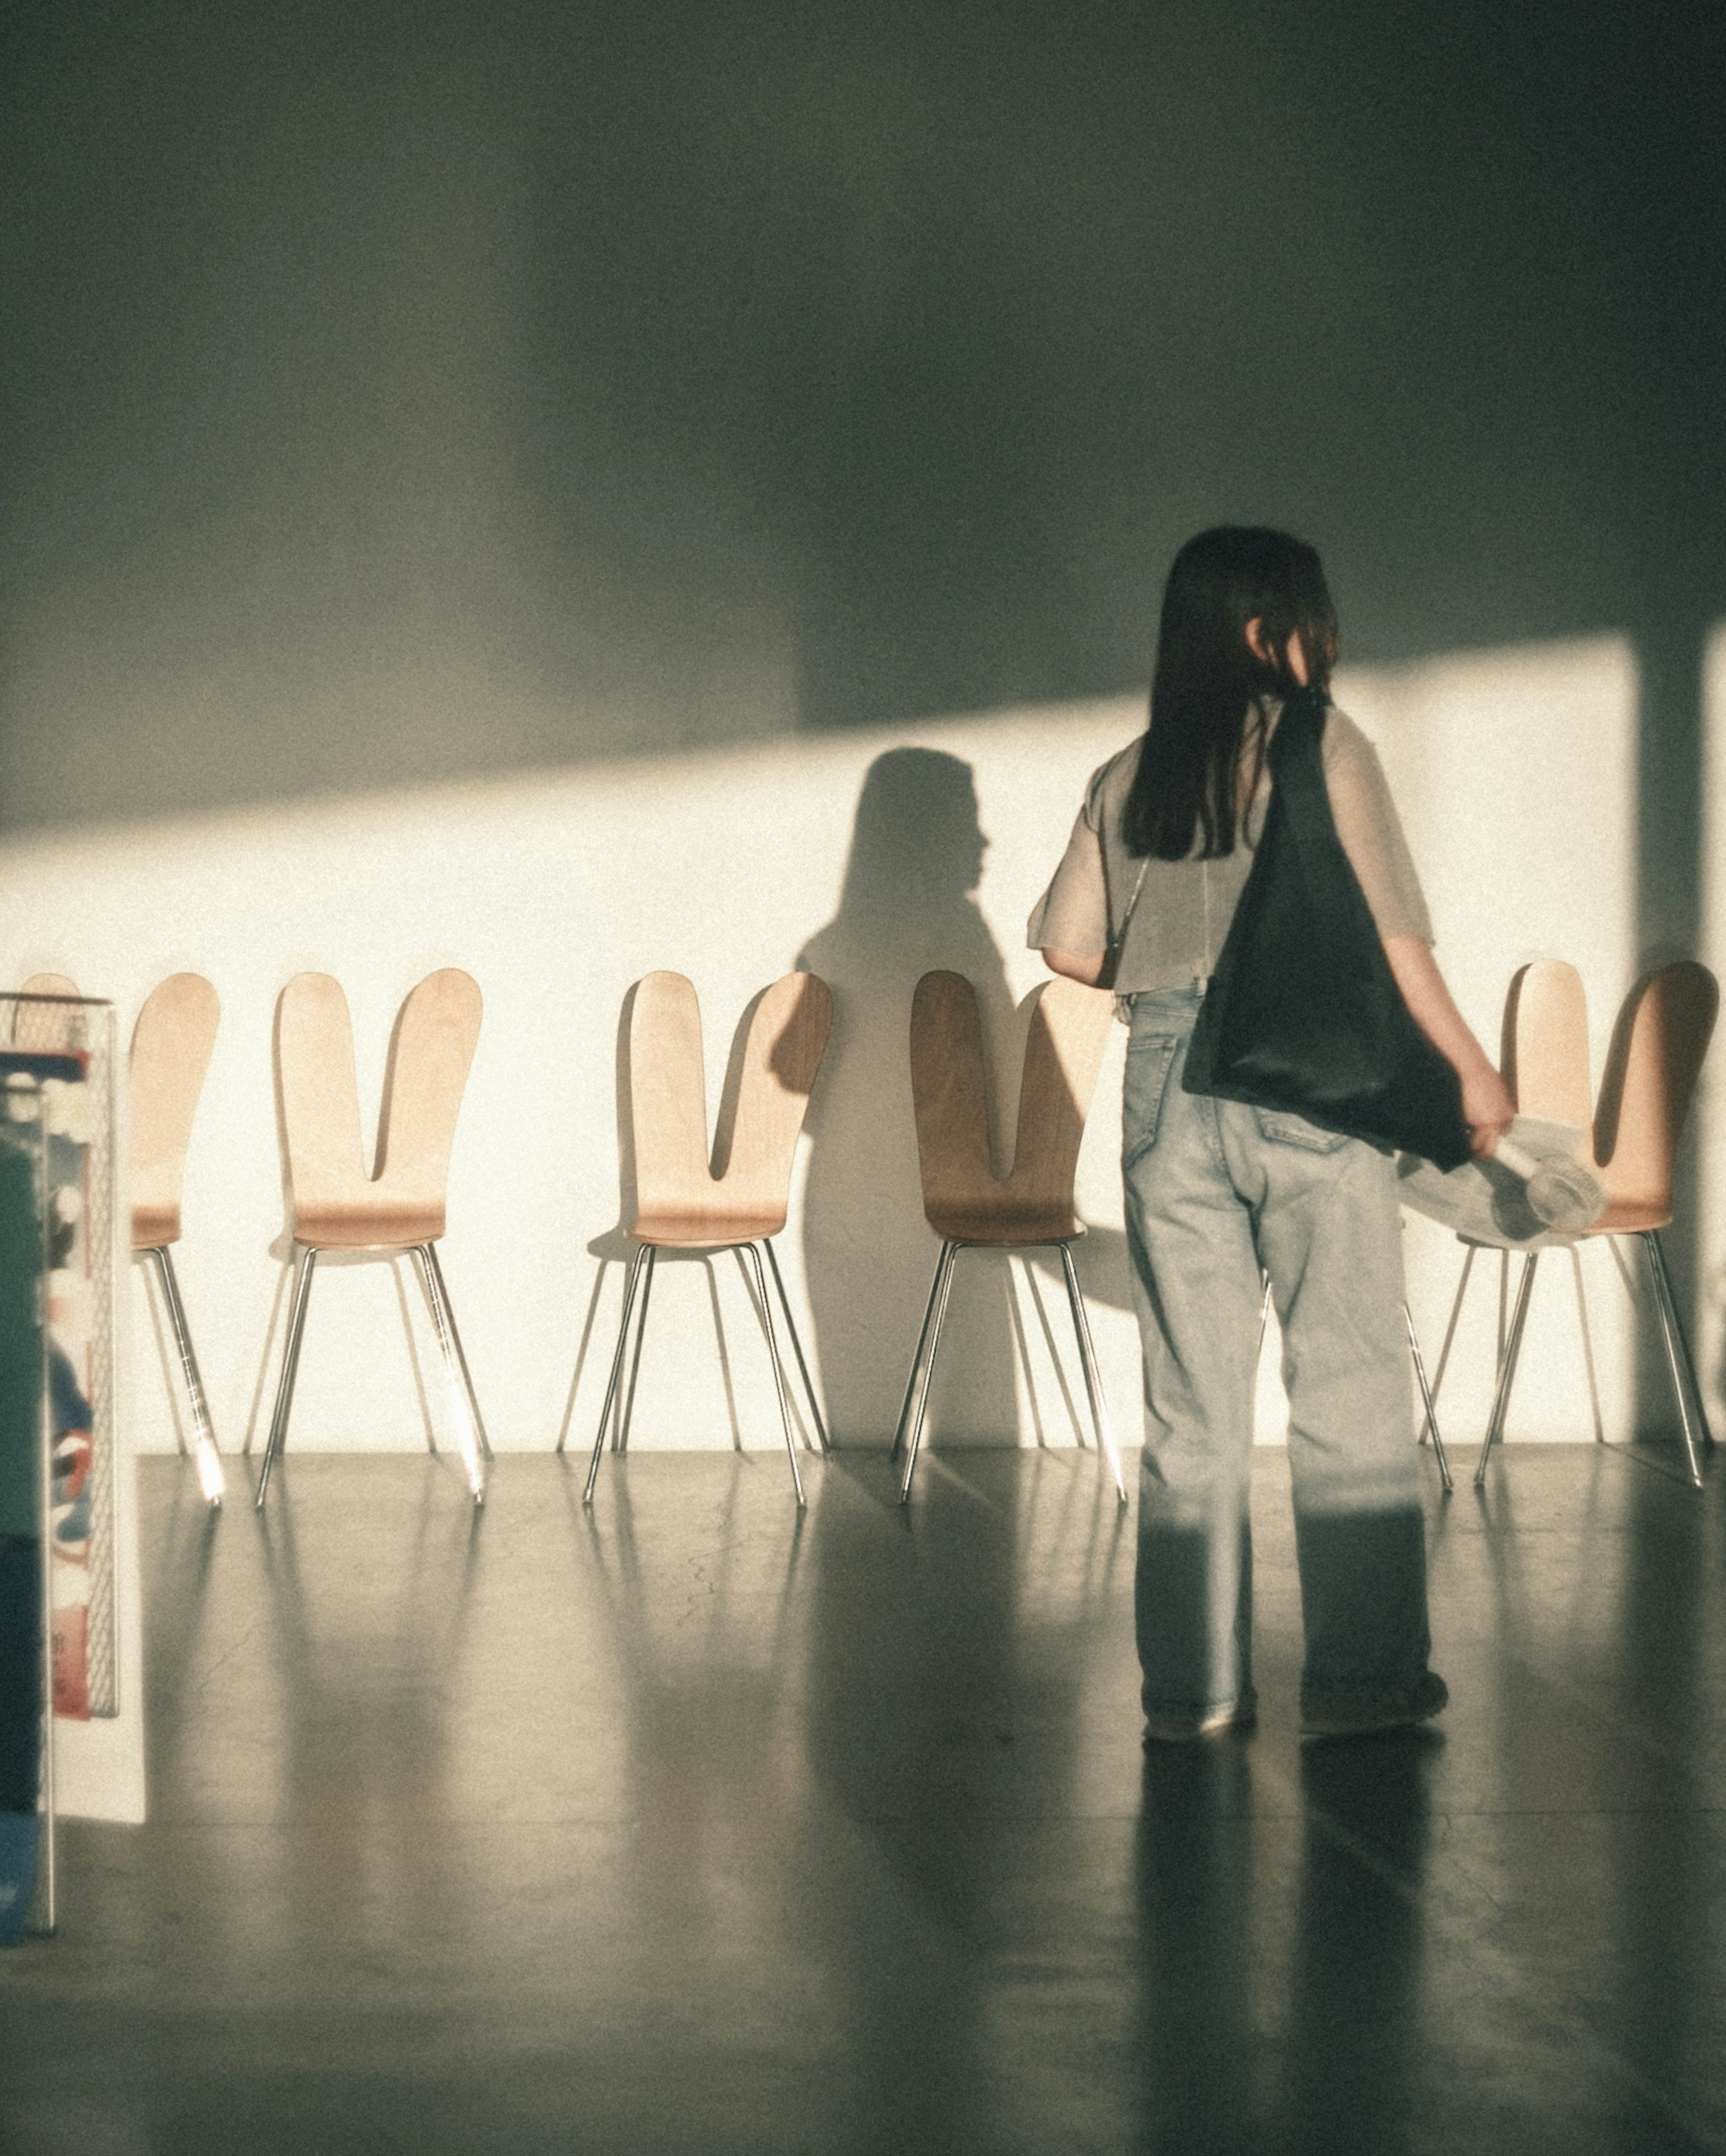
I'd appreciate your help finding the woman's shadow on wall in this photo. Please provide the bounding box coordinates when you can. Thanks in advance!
[795,748,1020,1449]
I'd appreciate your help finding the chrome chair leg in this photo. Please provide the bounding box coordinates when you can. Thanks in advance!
[421,1242,493,1464]
[763,1238,830,1455]
[900,1241,962,1504]
[256,1246,318,1509]
[1570,1245,1606,1445]
[584,1247,647,1504]
[615,1247,657,1454]
[148,1245,224,1508]
[1642,1231,1709,1487]
[1650,1232,1714,1452]
[1475,1251,1539,1487]
[1057,1242,1127,1503]
[892,1247,953,1464]
[413,1245,485,1506]
[1424,1244,1476,1442]
[743,1241,805,1507]
[1403,1300,1452,1493]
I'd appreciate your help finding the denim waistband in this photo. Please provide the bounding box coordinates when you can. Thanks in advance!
[1121,982,1206,1016]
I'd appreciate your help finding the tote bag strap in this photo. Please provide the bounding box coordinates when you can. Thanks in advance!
[1112,856,1151,954]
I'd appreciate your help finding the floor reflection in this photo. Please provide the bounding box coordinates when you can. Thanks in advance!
[1133,1742,1258,2154]
[10,1446,1726,2155]
[254,1463,484,1954]
[804,1450,1128,2153]
[1131,1710,1436,2155]
[1277,1739,1432,2155]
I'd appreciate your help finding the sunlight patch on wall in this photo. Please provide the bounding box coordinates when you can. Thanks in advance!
[0,633,1638,1460]
[1346,636,1638,1447]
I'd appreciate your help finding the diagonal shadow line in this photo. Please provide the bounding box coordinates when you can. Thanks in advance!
[556,1258,614,1453]
[730,1244,817,1451]
[1003,1255,1048,1449]
[240,1256,296,1458]
[701,1253,742,1453]
[389,1252,440,1453]
[1021,1253,1087,1445]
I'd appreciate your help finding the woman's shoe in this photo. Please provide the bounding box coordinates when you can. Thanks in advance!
[1299,1670,1448,1739]
[1143,1691,1258,1745]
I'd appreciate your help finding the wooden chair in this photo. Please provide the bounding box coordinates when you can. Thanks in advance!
[255,969,489,1508]
[574,971,832,1507]
[1422,960,1718,1487]
[894,970,1126,1505]
[130,974,224,1507]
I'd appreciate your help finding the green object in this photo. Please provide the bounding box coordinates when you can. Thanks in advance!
[0,1138,43,1542]
[0,1807,37,1944]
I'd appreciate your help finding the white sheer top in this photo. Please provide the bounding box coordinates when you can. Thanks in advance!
[1026,702,1433,993]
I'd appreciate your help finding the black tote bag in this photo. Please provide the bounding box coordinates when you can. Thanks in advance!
[1181,687,1473,1171]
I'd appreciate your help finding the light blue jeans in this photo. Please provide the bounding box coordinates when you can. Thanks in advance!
[1122,986,1432,1721]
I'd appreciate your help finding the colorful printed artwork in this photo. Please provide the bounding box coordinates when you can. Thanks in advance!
[49,1345,93,1721]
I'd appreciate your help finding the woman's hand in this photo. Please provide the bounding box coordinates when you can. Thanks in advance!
[1382,936,1515,1156]
[1459,1060,1515,1158]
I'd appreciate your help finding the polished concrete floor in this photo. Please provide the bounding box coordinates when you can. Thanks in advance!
[3,1437,1726,2154]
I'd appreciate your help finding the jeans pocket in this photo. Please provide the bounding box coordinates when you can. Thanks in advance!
[1123,1034,1180,1169]
[1252,1106,1350,1154]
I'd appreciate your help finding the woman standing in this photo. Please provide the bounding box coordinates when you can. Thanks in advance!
[1031,527,1511,1742]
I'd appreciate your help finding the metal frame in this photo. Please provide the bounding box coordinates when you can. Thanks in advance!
[891,1236,1128,1508]
[35,1251,57,1936]
[573,1236,828,1508]
[1416,1229,1716,1490]
[1473,1252,1542,1487]
[1401,1300,1453,1492]
[141,1245,224,1507]
[254,1240,490,1509]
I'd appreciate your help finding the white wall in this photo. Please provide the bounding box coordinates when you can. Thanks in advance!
[0,632,1653,1471]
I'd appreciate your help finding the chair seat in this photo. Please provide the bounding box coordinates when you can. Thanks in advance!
[634,1204,788,1248]
[1458,1196,1674,1254]
[131,1206,180,1251]
[1587,1199,1672,1236]
[922,1203,1081,1246]
[293,1203,448,1250]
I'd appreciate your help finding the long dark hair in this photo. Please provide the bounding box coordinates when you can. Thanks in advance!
[1123,526,1339,860]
